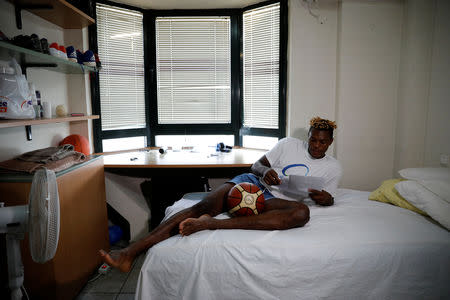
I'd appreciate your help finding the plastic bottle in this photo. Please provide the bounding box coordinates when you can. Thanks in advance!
[35,90,43,118]
[28,82,37,104]
[28,82,40,118]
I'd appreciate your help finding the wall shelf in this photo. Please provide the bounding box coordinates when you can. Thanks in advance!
[8,0,95,29]
[0,115,99,129]
[0,41,97,74]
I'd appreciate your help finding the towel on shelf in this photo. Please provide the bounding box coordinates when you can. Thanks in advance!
[17,144,76,163]
[0,147,86,174]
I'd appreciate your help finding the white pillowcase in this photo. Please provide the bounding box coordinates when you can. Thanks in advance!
[398,167,450,182]
[395,180,450,230]
[419,180,450,204]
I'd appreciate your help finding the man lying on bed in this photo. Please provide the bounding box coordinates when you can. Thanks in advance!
[100,117,342,272]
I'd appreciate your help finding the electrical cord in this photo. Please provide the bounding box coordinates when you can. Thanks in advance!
[21,285,30,300]
[88,273,103,283]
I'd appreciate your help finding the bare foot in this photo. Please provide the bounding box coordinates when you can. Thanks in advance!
[99,248,135,273]
[179,214,213,236]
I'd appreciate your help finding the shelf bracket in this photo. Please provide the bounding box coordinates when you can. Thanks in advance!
[25,125,32,141]
[14,3,53,30]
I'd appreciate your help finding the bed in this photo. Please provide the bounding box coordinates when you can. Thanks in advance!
[135,188,450,299]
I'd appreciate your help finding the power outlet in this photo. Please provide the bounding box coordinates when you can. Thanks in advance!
[98,263,111,274]
[440,154,449,167]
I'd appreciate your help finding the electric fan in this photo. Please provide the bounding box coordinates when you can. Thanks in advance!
[0,168,60,300]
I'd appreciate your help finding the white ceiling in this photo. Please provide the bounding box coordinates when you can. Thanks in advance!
[108,0,265,10]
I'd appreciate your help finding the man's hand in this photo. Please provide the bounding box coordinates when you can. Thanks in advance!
[263,169,282,185]
[308,189,334,206]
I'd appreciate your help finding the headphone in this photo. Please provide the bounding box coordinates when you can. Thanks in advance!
[216,142,232,153]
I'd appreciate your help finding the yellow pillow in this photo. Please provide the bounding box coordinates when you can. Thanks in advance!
[369,179,427,216]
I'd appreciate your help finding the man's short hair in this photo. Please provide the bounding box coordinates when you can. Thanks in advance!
[309,117,337,138]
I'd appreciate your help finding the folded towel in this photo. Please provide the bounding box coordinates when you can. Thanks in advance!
[17,144,75,163]
[0,151,86,174]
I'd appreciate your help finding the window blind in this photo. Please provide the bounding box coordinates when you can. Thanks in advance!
[156,17,231,124]
[96,3,145,131]
[243,3,280,129]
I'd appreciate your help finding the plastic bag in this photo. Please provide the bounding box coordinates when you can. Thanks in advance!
[0,58,34,119]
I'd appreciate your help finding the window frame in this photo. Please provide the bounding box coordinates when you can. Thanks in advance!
[90,0,287,153]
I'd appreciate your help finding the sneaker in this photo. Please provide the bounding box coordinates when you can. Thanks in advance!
[76,49,83,64]
[49,42,60,57]
[59,45,68,59]
[12,35,31,49]
[66,46,77,62]
[40,38,49,54]
[94,53,102,69]
[82,50,96,67]
[30,34,43,52]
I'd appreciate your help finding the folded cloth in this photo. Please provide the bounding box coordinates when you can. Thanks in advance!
[0,151,85,174]
[17,144,75,163]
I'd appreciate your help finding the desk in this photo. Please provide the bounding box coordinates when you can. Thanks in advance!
[103,147,267,178]
[103,148,267,229]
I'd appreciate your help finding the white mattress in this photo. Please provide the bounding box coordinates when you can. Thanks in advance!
[136,189,450,300]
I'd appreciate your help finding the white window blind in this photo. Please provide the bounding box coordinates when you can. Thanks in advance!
[156,17,231,124]
[243,3,280,129]
[96,3,145,131]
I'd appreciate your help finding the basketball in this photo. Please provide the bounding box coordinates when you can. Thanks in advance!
[227,182,265,217]
[59,134,90,156]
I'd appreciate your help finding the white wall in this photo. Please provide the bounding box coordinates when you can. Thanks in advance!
[424,0,450,167]
[394,0,434,172]
[287,0,338,143]
[337,0,403,190]
[288,0,449,191]
[0,1,92,161]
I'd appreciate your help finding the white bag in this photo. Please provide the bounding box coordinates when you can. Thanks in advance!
[0,58,35,119]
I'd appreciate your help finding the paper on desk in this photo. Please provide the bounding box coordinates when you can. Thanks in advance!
[260,175,325,198]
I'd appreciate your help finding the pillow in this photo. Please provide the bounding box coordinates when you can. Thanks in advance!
[418,180,450,204]
[369,179,427,215]
[398,167,450,182]
[396,180,450,230]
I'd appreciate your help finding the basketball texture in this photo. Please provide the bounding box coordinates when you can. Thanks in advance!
[59,134,90,156]
[227,182,265,217]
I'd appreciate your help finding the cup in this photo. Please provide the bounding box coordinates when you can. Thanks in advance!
[42,102,52,118]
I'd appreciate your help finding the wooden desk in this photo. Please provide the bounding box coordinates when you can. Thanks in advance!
[103,147,267,178]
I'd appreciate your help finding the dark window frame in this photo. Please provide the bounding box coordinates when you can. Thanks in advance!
[90,0,287,152]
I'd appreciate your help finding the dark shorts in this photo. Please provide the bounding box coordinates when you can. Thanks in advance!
[228,173,275,201]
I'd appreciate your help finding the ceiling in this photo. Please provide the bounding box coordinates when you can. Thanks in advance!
[108,0,266,10]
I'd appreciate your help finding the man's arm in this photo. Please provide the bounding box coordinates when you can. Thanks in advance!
[251,155,281,185]
[308,167,341,206]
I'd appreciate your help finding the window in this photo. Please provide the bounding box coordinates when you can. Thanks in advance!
[92,1,286,153]
[94,3,146,152]
[156,17,231,124]
[243,3,280,129]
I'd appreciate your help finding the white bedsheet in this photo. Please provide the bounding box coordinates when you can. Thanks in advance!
[136,189,450,300]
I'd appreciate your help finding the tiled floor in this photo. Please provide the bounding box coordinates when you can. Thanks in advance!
[75,242,146,300]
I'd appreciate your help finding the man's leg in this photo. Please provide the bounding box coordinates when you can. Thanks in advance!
[100,183,235,272]
[179,198,310,236]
